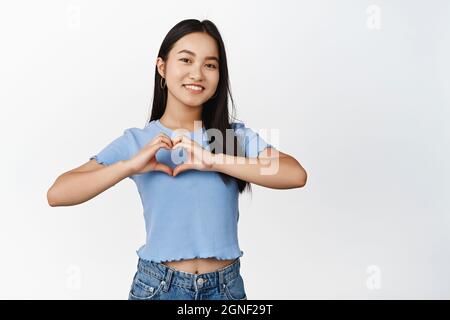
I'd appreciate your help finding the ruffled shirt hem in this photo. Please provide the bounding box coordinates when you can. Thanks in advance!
[136,248,244,264]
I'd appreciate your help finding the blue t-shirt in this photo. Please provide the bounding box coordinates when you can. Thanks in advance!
[89,119,273,263]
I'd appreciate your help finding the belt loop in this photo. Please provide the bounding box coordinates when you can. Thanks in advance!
[137,258,143,272]
[218,269,225,294]
[162,267,173,293]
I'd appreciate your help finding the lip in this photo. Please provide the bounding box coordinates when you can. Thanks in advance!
[183,84,205,94]
[183,83,205,89]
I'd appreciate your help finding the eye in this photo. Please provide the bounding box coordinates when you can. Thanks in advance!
[179,58,191,63]
[206,64,217,69]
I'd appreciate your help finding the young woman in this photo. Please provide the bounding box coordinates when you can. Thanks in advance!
[47,19,307,300]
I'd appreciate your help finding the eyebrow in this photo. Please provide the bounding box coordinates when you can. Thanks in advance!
[177,49,219,63]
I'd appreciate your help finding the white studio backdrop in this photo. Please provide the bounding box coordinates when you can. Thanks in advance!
[0,0,449,299]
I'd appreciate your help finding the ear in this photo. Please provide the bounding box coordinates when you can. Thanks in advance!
[156,57,165,78]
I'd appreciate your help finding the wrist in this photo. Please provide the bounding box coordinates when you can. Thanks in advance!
[120,160,136,176]
[208,152,225,172]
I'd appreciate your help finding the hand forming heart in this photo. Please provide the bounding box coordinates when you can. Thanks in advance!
[127,133,215,177]
[170,134,215,176]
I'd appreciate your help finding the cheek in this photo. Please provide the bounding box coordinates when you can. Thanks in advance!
[165,66,186,86]
[173,67,187,79]
[208,73,220,90]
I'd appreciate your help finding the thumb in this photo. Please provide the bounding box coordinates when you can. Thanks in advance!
[173,163,193,177]
[153,163,173,176]
[150,141,171,153]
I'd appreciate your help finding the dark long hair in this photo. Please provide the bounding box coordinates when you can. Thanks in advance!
[147,19,251,194]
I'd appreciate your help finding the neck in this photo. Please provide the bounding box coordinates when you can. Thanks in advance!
[159,90,203,131]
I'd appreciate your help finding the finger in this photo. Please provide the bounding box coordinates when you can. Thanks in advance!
[174,142,204,160]
[171,136,182,147]
[172,140,186,149]
[176,137,199,150]
[150,133,172,145]
[151,135,173,147]
[158,133,174,147]
[172,140,193,151]
[172,135,191,146]
[153,162,173,176]
[151,142,172,153]
[173,143,195,162]
[173,163,193,177]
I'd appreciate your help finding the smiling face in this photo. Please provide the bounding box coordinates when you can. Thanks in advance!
[157,32,220,108]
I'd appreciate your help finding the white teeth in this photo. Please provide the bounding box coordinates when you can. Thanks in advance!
[184,85,203,91]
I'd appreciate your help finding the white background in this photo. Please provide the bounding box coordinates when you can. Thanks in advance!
[0,0,449,299]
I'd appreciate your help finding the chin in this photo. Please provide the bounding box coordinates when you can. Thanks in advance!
[179,96,208,107]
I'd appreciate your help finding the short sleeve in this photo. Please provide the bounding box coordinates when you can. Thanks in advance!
[89,128,135,166]
[231,122,275,158]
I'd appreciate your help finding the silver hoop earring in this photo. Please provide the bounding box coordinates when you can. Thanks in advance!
[160,77,166,89]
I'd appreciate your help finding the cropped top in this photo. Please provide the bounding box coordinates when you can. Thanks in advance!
[89,119,273,263]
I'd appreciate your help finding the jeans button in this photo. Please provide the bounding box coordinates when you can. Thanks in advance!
[197,278,204,285]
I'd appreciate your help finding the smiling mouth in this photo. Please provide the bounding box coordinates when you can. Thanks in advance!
[183,84,205,93]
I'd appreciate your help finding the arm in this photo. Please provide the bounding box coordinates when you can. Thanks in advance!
[47,132,173,207]
[211,147,307,189]
[47,159,134,207]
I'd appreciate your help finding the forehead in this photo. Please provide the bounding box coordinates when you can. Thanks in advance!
[170,32,219,58]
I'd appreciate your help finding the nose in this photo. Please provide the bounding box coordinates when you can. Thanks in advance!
[188,63,204,81]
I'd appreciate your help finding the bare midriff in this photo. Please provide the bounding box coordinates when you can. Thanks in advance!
[162,257,237,274]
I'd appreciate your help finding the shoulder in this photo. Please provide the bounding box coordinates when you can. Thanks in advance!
[230,121,260,140]
[230,121,248,136]
[124,122,157,138]
[115,126,152,148]
[230,122,245,130]
[126,120,168,143]
[121,127,145,140]
[143,119,162,134]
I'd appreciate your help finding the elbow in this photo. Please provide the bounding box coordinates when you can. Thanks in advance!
[296,169,307,188]
[47,187,59,207]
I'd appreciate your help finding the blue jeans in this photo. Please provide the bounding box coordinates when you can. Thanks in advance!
[128,257,247,300]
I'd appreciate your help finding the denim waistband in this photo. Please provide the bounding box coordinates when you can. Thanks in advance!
[137,258,241,293]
